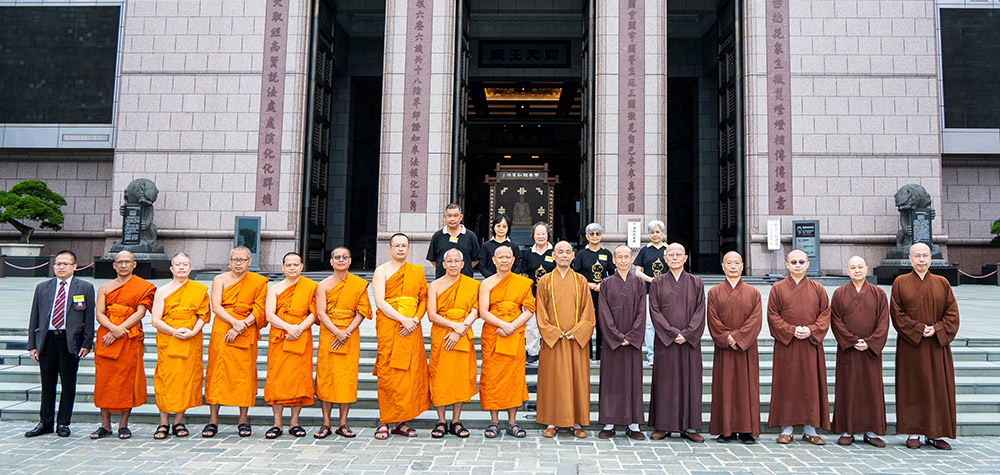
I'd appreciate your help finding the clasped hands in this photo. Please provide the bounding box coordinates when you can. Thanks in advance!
[102,324,129,347]
[224,318,253,343]
[398,316,419,336]
[793,325,811,340]
[922,325,936,338]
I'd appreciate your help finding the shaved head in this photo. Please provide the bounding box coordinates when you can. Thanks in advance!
[115,250,134,261]
[666,242,685,254]
[722,251,742,263]
[847,255,866,267]
[614,244,632,254]
[493,245,514,258]
[443,248,464,260]
[786,249,807,262]
[909,242,930,257]
[554,241,573,252]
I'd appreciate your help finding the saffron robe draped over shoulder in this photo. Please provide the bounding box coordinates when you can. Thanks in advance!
[647,271,705,432]
[373,263,430,422]
[534,270,595,427]
[428,275,480,407]
[154,280,210,413]
[315,273,372,404]
[706,279,762,437]
[94,276,155,412]
[264,278,317,406]
[766,276,831,430]
[205,272,268,407]
[890,271,960,439]
[479,273,535,411]
[596,272,646,425]
[830,281,889,435]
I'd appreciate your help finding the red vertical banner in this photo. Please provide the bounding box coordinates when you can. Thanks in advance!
[617,0,645,215]
[254,0,291,212]
[400,0,433,214]
[767,0,792,214]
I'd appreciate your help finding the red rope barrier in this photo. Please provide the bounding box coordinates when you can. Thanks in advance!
[958,270,997,279]
[3,261,50,270]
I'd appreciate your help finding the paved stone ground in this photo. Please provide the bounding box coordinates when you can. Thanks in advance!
[0,421,998,474]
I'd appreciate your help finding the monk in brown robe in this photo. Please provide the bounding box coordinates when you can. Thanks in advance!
[707,251,762,444]
[371,233,431,439]
[767,249,831,445]
[536,241,595,438]
[891,242,960,450]
[427,248,479,438]
[478,245,536,438]
[313,247,372,439]
[831,256,889,447]
[596,245,646,440]
[91,250,156,440]
[150,253,210,439]
[263,252,317,439]
[648,243,705,442]
[204,246,268,438]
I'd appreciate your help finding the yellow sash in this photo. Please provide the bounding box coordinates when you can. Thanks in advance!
[387,296,419,370]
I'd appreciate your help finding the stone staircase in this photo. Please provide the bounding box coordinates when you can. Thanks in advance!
[0,328,997,435]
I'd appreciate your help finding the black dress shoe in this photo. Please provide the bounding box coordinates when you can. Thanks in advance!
[25,423,53,438]
[57,425,71,437]
[716,433,734,443]
[738,433,756,445]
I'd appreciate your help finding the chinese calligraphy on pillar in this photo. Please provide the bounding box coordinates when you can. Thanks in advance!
[767,0,792,214]
[617,0,645,214]
[254,0,290,212]
[400,0,433,213]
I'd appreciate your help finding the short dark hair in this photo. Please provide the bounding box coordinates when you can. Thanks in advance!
[330,247,350,259]
[389,233,409,244]
[491,214,511,237]
[282,252,302,264]
[445,203,461,213]
[54,250,76,264]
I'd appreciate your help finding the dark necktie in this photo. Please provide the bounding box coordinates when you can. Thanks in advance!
[51,281,67,330]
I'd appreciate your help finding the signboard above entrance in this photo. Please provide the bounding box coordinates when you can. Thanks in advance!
[478,40,571,68]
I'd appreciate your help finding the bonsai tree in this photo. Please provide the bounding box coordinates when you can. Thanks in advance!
[0,180,67,244]
[992,218,1000,247]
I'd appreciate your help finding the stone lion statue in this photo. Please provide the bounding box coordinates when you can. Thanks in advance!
[891,183,940,257]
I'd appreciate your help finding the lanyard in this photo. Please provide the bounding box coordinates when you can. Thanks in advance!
[550,270,580,334]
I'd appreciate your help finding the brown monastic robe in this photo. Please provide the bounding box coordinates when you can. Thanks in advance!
[890,271,960,439]
[648,270,705,432]
[707,279,762,437]
[766,276,831,430]
[535,269,595,427]
[596,272,646,425]
[830,281,889,435]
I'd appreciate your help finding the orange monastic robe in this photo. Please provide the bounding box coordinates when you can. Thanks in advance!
[373,263,430,423]
[265,278,317,406]
[154,281,210,413]
[479,273,536,411]
[429,275,480,407]
[94,276,156,411]
[205,272,268,407]
[316,273,372,404]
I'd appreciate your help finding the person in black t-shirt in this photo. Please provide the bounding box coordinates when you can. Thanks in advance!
[633,220,667,365]
[426,204,480,279]
[478,214,522,278]
[572,222,613,360]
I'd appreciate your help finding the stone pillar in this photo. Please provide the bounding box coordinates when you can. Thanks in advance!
[376,0,456,265]
[593,0,668,244]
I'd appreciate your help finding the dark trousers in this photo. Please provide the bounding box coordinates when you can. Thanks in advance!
[38,332,79,427]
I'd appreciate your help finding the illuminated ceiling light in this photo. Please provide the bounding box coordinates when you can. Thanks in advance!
[503,155,512,158]
[484,87,562,101]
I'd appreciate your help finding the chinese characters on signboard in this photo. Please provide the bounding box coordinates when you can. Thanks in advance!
[618,0,645,214]
[254,0,290,212]
[767,0,792,214]
[478,41,571,68]
[400,0,433,214]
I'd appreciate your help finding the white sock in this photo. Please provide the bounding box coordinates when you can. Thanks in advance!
[841,432,851,438]
[603,424,614,431]
[547,425,556,429]
[685,428,696,433]
[780,426,793,436]
[803,425,818,437]
[573,424,581,429]
[628,423,641,432]
[866,432,880,439]
[909,434,919,440]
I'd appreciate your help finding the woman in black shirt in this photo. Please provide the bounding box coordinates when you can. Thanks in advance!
[478,213,522,278]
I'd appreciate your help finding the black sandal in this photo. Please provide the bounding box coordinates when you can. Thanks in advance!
[201,423,218,438]
[506,423,526,438]
[265,426,282,439]
[449,421,470,438]
[237,422,252,437]
[335,424,357,438]
[118,427,132,439]
[374,423,390,440]
[153,424,169,439]
[484,423,500,438]
[90,426,112,439]
[313,425,331,439]
[289,425,307,437]
[431,422,447,438]
[171,423,189,437]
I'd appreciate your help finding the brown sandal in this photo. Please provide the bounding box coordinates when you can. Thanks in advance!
[391,422,417,437]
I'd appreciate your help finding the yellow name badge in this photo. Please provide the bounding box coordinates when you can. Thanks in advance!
[73,295,85,303]
[544,255,554,262]
[449,236,459,243]
[598,255,607,260]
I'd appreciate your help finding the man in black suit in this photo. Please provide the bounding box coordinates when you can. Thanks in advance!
[26,250,95,437]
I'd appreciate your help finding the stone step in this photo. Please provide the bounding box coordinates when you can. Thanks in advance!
[0,400,996,437]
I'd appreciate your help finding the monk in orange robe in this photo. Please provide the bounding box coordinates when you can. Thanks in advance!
[479,245,535,438]
[427,248,480,438]
[203,246,268,438]
[371,233,431,439]
[150,253,210,440]
[313,247,372,439]
[536,241,595,438]
[264,252,317,439]
[91,250,156,440]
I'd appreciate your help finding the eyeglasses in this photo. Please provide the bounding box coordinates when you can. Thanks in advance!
[53,262,74,267]
[588,232,601,236]
[229,258,250,264]
[331,255,350,261]
[114,260,134,265]
[789,260,807,265]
